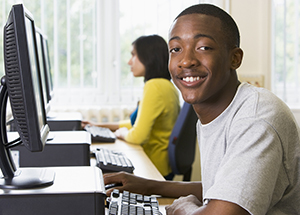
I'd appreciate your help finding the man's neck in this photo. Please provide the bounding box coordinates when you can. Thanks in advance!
[193,75,240,124]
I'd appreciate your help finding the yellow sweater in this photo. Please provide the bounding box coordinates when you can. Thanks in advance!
[119,78,180,176]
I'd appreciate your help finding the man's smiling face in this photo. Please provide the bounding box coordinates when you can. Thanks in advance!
[168,13,234,106]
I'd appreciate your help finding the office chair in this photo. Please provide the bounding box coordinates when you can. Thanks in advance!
[168,102,198,181]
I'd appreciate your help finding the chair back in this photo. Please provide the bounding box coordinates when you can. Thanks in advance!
[168,102,198,180]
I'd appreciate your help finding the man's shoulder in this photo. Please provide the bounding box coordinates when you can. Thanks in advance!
[235,83,289,116]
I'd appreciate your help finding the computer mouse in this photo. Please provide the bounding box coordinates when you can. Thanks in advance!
[105,183,123,190]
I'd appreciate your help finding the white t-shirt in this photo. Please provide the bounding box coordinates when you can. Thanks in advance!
[198,82,300,215]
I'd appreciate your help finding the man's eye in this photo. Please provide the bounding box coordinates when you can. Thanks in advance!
[170,48,180,53]
[199,46,211,51]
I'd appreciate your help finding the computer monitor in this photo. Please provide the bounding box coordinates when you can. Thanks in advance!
[41,33,54,101]
[0,4,54,189]
[36,27,51,114]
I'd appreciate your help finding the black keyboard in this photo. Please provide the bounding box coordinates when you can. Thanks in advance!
[94,148,135,173]
[84,125,116,142]
[107,189,162,215]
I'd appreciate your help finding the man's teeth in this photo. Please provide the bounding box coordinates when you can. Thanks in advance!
[182,76,200,82]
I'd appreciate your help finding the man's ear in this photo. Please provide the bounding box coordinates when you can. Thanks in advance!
[230,47,243,70]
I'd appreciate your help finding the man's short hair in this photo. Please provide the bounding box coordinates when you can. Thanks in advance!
[175,4,240,48]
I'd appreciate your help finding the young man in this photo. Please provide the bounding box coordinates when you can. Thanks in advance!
[104,4,300,215]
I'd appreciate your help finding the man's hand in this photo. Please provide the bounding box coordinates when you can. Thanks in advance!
[104,171,153,196]
[165,195,202,215]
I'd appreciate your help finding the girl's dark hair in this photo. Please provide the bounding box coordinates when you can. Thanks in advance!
[132,35,171,82]
[175,4,240,48]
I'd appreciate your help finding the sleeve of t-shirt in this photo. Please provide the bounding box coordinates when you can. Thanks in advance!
[204,118,287,215]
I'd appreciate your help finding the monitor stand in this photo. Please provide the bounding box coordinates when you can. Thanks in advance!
[0,80,55,190]
[0,168,55,189]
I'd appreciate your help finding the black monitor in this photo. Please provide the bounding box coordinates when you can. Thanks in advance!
[36,27,51,114]
[0,4,54,189]
[41,33,54,101]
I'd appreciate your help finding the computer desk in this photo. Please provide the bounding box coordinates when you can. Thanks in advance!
[91,139,175,214]
[90,139,164,181]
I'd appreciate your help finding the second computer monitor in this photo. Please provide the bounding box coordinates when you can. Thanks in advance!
[36,28,51,114]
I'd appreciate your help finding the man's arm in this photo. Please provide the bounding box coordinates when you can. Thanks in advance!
[104,172,250,215]
[103,172,203,201]
[166,196,250,215]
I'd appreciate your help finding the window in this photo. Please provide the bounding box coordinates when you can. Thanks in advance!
[272,0,300,108]
[0,0,108,108]
[0,0,227,109]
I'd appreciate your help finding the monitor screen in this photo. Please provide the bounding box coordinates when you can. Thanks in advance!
[0,4,54,189]
[36,28,50,114]
[25,17,46,136]
[41,35,54,101]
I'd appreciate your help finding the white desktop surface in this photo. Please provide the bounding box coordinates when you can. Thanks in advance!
[7,130,91,145]
[0,166,105,195]
[47,130,91,144]
[47,111,83,120]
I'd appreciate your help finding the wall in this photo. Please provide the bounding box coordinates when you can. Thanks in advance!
[229,0,300,123]
[230,0,272,90]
